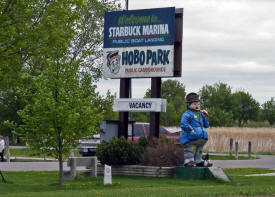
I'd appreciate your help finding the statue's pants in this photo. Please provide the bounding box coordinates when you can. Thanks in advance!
[183,138,207,164]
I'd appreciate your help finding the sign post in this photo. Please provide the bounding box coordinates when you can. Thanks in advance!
[119,78,130,138]
[119,0,130,138]
[150,77,161,139]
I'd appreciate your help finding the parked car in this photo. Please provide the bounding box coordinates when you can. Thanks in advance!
[77,134,100,157]
[78,122,180,156]
[128,122,180,144]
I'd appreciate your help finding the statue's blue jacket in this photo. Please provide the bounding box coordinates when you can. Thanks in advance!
[179,109,209,145]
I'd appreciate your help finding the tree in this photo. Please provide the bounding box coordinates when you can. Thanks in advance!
[200,83,260,127]
[160,80,186,126]
[0,0,118,139]
[0,0,82,139]
[133,80,186,126]
[262,97,275,126]
[11,60,102,186]
[0,0,81,89]
[200,82,233,112]
[68,0,120,82]
[160,102,178,126]
[1,0,80,139]
[161,80,186,103]
[199,82,234,126]
[97,90,118,121]
[232,91,260,127]
[206,107,234,127]
[2,0,119,186]
[0,89,24,142]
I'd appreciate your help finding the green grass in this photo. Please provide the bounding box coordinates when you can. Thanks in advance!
[206,150,275,156]
[248,152,275,156]
[11,148,258,161]
[9,148,81,158]
[209,155,258,160]
[10,148,42,158]
[224,168,275,176]
[1,169,275,197]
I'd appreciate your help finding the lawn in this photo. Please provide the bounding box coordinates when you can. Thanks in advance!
[209,155,258,160]
[0,169,275,197]
[10,148,258,161]
[9,148,81,158]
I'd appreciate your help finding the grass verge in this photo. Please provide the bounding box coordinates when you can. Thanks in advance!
[0,169,275,197]
[10,148,260,161]
[209,155,258,160]
[206,151,275,156]
[9,148,81,158]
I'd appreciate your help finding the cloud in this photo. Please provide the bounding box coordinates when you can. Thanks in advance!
[97,0,275,104]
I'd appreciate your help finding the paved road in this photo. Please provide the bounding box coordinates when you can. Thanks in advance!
[0,154,274,171]
[212,155,275,170]
[0,161,69,171]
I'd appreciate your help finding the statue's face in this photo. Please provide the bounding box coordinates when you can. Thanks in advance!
[109,58,119,74]
[189,102,200,111]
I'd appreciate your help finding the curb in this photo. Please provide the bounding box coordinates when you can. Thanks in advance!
[7,157,57,162]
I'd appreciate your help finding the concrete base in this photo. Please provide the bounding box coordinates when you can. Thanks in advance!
[174,166,230,182]
[209,167,230,182]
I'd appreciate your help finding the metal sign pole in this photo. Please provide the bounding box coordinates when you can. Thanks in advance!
[119,79,130,138]
[118,0,130,138]
[149,77,161,140]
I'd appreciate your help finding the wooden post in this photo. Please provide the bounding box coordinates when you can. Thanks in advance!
[248,141,252,158]
[235,142,239,160]
[174,8,183,77]
[4,136,10,162]
[229,138,233,156]
[149,77,161,141]
[119,78,131,138]
[118,0,130,139]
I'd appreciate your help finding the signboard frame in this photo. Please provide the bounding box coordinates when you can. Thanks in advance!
[103,7,183,79]
[113,98,167,112]
[103,7,183,139]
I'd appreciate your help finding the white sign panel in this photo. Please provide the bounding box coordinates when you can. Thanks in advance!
[103,45,174,78]
[104,164,112,185]
[113,98,167,112]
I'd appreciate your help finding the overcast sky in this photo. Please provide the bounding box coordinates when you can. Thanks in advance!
[97,0,275,104]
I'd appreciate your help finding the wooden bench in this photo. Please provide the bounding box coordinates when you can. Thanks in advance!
[64,157,97,180]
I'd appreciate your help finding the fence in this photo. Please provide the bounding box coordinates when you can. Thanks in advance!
[205,127,275,153]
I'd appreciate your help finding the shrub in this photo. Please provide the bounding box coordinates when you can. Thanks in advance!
[96,137,143,165]
[138,136,149,148]
[242,120,270,128]
[141,136,184,167]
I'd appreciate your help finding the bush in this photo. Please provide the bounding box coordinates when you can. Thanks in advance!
[208,108,235,127]
[96,137,143,166]
[138,136,149,148]
[242,120,271,128]
[141,136,184,167]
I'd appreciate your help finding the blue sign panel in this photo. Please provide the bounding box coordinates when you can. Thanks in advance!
[103,7,175,79]
[104,7,175,48]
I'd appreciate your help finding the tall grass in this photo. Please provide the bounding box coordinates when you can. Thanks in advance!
[205,127,275,153]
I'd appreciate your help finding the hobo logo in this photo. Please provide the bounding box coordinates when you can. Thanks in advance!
[107,51,121,74]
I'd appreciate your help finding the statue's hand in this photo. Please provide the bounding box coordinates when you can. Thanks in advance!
[201,109,209,117]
